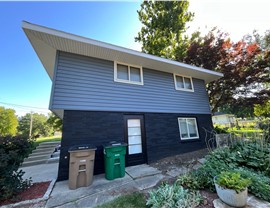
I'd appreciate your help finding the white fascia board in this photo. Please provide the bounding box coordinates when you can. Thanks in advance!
[22,21,223,83]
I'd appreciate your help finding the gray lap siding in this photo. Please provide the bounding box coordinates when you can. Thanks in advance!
[52,51,211,114]
[58,110,213,181]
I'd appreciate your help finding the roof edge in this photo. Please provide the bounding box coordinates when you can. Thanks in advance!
[22,21,223,79]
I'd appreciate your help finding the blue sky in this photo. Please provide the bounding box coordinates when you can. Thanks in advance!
[0,2,142,116]
[0,0,269,116]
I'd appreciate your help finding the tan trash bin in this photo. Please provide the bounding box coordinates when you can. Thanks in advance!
[68,145,97,190]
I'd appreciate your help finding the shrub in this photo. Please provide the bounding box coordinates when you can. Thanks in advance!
[192,145,270,202]
[237,168,270,201]
[146,183,202,208]
[176,174,200,190]
[0,135,33,200]
[215,172,251,193]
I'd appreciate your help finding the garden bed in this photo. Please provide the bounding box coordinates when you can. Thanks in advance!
[0,181,50,206]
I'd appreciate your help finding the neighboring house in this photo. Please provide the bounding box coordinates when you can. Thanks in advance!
[212,112,236,127]
[22,21,223,181]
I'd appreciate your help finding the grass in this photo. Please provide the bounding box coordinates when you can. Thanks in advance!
[96,192,147,208]
[34,136,61,145]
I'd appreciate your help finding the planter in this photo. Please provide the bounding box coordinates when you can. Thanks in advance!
[214,176,248,207]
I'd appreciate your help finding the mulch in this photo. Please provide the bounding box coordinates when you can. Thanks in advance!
[0,181,51,206]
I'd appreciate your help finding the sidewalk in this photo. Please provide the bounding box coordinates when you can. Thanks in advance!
[46,164,163,208]
[18,161,270,208]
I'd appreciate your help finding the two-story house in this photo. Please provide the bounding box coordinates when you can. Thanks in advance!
[22,21,223,181]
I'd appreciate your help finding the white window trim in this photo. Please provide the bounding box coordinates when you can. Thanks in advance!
[178,117,199,140]
[173,73,194,92]
[114,61,144,85]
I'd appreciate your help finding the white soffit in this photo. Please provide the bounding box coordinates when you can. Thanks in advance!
[22,21,223,83]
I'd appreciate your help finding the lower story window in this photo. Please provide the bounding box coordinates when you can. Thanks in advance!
[178,118,199,140]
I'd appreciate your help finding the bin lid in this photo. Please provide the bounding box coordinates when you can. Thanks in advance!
[103,141,127,148]
[68,144,97,152]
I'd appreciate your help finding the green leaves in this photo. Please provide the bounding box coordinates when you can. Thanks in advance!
[0,135,33,200]
[216,172,251,193]
[191,141,270,201]
[136,1,193,59]
[0,107,18,137]
[146,183,202,208]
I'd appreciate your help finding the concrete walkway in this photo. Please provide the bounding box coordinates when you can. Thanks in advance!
[18,161,270,208]
[20,163,59,183]
[46,164,163,208]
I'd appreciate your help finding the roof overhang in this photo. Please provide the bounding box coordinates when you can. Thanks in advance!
[22,21,223,83]
[22,21,223,118]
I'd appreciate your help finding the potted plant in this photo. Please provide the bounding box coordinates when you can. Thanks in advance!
[214,171,251,207]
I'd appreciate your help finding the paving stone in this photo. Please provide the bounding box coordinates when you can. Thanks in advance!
[166,167,189,177]
[46,174,133,208]
[134,174,164,191]
[125,164,161,179]
[213,195,270,208]
[198,158,206,164]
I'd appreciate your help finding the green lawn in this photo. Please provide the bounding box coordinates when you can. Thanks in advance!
[34,136,61,145]
[96,192,147,208]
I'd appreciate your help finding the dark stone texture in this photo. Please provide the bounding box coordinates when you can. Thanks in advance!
[58,110,213,181]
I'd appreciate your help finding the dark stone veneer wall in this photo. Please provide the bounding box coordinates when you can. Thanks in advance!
[57,110,213,181]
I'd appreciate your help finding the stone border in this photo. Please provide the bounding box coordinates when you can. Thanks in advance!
[1,179,56,208]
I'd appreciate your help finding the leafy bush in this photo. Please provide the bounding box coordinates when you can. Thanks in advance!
[215,172,251,193]
[191,144,270,201]
[176,174,200,190]
[146,183,202,208]
[236,168,270,201]
[0,135,33,200]
[191,148,236,191]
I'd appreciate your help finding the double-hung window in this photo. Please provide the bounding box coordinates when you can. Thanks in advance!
[178,118,199,140]
[114,62,143,85]
[174,74,194,91]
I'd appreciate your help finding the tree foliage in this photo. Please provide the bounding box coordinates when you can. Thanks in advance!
[47,112,62,132]
[179,30,270,112]
[135,1,270,113]
[135,0,193,59]
[0,107,18,137]
[254,101,270,118]
[17,113,53,138]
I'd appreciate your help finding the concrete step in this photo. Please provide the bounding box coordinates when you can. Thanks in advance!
[38,143,60,149]
[24,154,50,162]
[39,141,60,146]
[21,159,49,167]
[30,151,54,157]
[36,145,56,150]
[51,151,60,158]
[32,148,55,154]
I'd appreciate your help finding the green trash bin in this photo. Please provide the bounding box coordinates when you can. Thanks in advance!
[103,142,127,180]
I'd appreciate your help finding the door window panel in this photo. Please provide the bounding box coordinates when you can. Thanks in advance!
[127,119,142,154]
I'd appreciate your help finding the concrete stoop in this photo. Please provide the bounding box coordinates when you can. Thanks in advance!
[21,141,60,167]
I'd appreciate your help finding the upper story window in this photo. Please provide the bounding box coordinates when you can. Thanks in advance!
[114,62,143,85]
[173,74,194,92]
[178,118,199,140]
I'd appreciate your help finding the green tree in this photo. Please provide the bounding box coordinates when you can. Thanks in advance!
[0,107,18,136]
[17,113,53,137]
[47,113,62,133]
[180,30,270,112]
[254,101,270,118]
[136,2,270,114]
[135,0,193,59]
